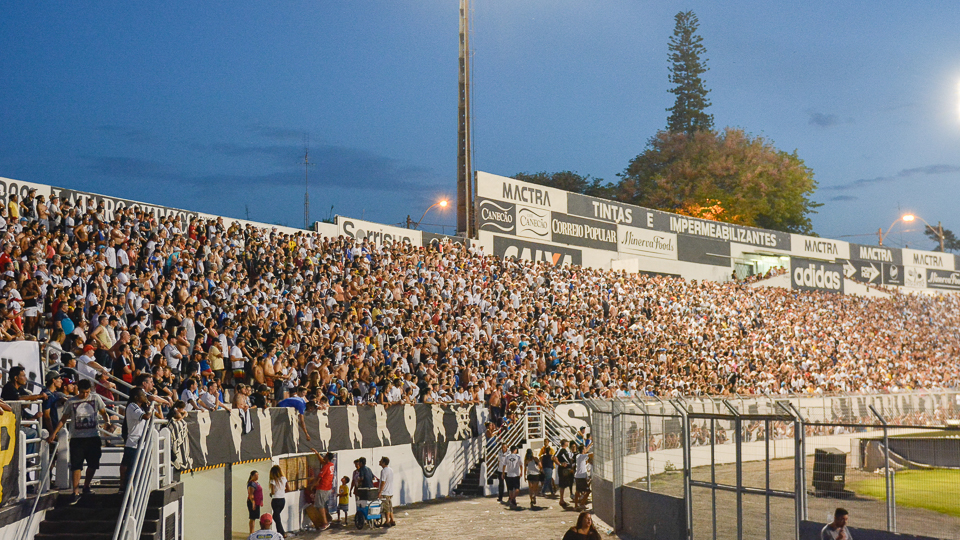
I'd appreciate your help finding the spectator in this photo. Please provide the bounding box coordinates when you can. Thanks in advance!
[337,475,350,526]
[246,470,263,535]
[247,514,283,540]
[378,456,396,527]
[524,448,542,508]
[119,387,160,490]
[502,445,523,509]
[562,512,601,540]
[310,449,334,531]
[277,387,311,441]
[821,508,851,540]
[539,440,557,497]
[47,379,110,505]
[556,439,575,508]
[573,443,593,512]
[268,465,290,538]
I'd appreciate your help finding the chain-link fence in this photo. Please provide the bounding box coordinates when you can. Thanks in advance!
[585,391,960,540]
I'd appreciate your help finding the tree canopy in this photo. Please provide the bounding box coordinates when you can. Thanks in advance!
[619,128,821,234]
[512,171,616,199]
[924,225,960,253]
[666,11,713,134]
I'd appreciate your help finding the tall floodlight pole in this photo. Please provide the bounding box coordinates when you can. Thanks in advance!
[457,0,474,238]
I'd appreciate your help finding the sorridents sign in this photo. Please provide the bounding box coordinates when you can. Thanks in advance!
[475,171,567,212]
[926,270,960,291]
[790,257,844,294]
[550,212,618,251]
[617,224,678,260]
[903,248,955,271]
[516,206,551,240]
[337,216,422,247]
[476,198,516,235]
[492,235,582,267]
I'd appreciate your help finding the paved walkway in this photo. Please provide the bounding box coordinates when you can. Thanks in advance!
[242,494,610,540]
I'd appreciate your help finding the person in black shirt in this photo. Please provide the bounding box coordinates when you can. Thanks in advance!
[250,384,269,409]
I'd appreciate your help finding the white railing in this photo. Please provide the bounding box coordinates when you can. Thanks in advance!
[112,404,159,540]
[483,403,529,484]
[18,439,58,540]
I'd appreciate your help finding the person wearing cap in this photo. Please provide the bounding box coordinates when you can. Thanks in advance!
[77,342,109,381]
[41,370,65,435]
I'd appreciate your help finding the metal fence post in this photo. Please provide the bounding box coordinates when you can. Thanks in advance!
[722,400,743,540]
[611,399,622,533]
[869,405,895,532]
[671,400,693,540]
[643,402,652,492]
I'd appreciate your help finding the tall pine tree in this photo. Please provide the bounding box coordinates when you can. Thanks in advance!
[666,11,713,133]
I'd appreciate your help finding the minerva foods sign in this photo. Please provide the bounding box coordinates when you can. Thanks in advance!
[790,257,844,294]
[617,224,677,260]
[926,270,960,291]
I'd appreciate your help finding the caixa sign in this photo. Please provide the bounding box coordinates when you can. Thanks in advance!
[791,257,844,294]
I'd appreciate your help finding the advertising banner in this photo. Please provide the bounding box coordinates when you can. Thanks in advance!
[566,192,646,227]
[171,404,480,472]
[550,212,618,251]
[492,235,582,267]
[476,198,516,235]
[903,249,954,271]
[515,206,551,241]
[677,235,731,267]
[790,257,844,294]
[926,270,960,291]
[652,211,790,250]
[53,187,198,228]
[904,266,927,288]
[849,243,903,266]
[0,403,21,505]
[883,264,904,286]
[617,225,677,260]
[476,172,567,213]
[842,259,883,285]
[790,234,850,261]
[0,341,43,389]
[336,216,422,247]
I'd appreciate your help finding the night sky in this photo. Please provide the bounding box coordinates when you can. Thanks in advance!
[2,1,959,247]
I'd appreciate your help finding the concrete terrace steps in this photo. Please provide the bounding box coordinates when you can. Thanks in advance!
[33,489,169,540]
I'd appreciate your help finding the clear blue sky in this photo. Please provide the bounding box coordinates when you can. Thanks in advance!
[2,1,958,247]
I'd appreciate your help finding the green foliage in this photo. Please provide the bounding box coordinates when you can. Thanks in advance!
[512,171,617,199]
[851,469,960,517]
[667,11,713,134]
[619,128,821,234]
[924,225,960,253]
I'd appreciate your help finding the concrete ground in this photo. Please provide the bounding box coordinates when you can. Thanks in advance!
[235,493,610,540]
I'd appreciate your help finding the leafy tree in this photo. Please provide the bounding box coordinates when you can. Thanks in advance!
[666,11,714,134]
[924,225,960,253]
[618,128,821,234]
[513,171,616,199]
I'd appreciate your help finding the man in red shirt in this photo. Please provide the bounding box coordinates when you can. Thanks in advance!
[311,449,335,531]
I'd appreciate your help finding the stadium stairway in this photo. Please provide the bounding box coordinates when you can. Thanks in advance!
[452,463,484,497]
[34,483,181,540]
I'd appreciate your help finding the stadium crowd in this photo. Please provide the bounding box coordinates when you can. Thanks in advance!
[0,190,958,420]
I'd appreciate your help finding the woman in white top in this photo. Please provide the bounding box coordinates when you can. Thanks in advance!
[268,465,290,537]
[524,448,542,508]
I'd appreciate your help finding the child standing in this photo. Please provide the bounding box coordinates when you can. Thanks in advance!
[337,476,351,525]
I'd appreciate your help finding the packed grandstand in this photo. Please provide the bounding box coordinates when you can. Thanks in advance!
[1,183,958,415]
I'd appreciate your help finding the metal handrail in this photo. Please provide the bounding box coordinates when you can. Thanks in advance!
[112,404,158,540]
[18,439,58,540]
[483,403,529,484]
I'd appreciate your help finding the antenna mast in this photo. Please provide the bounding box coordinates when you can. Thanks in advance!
[303,136,314,230]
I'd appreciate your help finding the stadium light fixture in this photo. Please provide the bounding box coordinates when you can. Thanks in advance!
[879,213,944,251]
[413,200,449,230]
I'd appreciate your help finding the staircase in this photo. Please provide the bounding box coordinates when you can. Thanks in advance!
[34,484,180,540]
[452,463,484,496]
